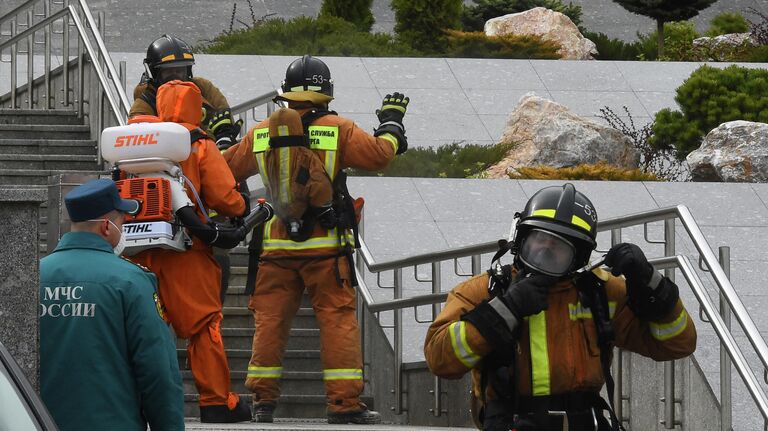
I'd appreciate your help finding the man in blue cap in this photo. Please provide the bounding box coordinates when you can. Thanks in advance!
[39,178,185,431]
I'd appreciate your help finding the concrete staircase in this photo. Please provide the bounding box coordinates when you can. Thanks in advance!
[178,248,371,420]
[0,109,101,186]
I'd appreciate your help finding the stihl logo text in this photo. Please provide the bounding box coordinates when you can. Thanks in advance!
[114,133,159,147]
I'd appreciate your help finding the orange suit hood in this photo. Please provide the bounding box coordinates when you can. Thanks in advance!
[156,80,202,131]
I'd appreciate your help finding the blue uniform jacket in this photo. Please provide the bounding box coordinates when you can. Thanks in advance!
[40,232,184,431]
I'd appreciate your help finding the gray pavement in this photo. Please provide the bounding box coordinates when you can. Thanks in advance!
[2,0,766,51]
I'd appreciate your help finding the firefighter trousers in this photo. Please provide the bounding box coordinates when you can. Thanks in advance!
[131,247,234,407]
[245,256,367,414]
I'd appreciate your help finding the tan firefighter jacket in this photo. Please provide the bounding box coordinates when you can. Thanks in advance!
[223,108,398,258]
[424,268,696,421]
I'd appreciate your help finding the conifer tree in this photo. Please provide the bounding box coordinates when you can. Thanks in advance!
[392,0,463,53]
[612,0,716,57]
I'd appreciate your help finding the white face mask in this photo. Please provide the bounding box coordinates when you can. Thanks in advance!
[89,218,125,255]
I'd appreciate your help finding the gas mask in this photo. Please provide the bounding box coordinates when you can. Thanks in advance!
[518,228,577,277]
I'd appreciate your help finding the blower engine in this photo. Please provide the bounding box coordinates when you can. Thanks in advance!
[100,117,273,256]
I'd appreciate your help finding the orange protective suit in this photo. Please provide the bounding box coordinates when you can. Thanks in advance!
[223,109,397,413]
[129,80,246,407]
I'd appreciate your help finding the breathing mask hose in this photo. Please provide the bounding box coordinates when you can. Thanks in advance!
[175,202,274,249]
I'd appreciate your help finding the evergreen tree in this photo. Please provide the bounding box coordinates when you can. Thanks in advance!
[320,0,374,32]
[392,0,463,53]
[611,0,716,57]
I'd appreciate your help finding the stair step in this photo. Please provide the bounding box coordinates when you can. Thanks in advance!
[0,123,90,139]
[181,370,326,396]
[0,154,98,170]
[183,393,329,419]
[0,169,104,185]
[0,109,83,125]
[177,347,321,373]
[0,139,97,155]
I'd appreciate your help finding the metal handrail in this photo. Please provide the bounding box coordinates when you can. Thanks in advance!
[0,0,38,28]
[355,204,768,426]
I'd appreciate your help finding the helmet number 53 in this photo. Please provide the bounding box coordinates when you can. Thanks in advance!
[311,75,325,84]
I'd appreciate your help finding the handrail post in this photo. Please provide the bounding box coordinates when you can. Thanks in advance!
[62,0,70,106]
[719,246,732,431]
[610,229,624,422]
[44,0,51,108]
[663,218,676,428]
[11,19,18,108]
[431,260,442,417]
[471,254,481,275]
[26,9,33,108]
[393,267,403,415]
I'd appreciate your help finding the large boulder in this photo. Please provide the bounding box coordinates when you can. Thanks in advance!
[687,121,768,182]
[486,94,638,178]
[484,7,597,60]
[692,32,756,50]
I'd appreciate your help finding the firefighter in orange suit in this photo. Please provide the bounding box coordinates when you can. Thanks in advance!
[424,184,697,431]
[223,55,409,424]
[128,80,252,423]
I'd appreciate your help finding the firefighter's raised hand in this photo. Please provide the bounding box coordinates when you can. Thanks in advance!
[501,274,555,318]
[374,92,409,155]
[208,109,243,150]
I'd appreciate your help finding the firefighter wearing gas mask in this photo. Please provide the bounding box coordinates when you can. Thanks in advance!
[424,183,697,431]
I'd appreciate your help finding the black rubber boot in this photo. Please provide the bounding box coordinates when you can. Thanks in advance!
[327,408,382,425]
[253,402,276,423]
[199,398,252,423]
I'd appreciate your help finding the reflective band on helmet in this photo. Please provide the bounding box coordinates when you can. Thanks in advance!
[160,54,176,62]
[449,322,481,368]
[323,368,363,381]
[571,215,592,232]
[568,301,617,320]
[532,209,556,218]
[528,312,550,396]
[247,366,282,379]
[649,309,688,341]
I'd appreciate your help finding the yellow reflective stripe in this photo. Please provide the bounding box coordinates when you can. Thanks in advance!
[568,301,616,320]
[323,368,363,381]
[255,152,268,187]
[252,128,270,153]
[247,366,283,378]
[448,322,481,368]
[262,229,355,251]
[160,54,176,62]
[307,126,339,151]
[379,133,399,154]
[649,309,688,341]
[528,312,550,396]
[183,53,194,59]
[278,147,290,205]
[325,150,337,181]
[532,209,556,218]
[571,215,592,232]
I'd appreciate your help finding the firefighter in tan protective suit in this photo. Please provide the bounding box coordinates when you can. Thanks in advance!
[223,55,409,424]
[128,80,252,423]
[424,183,697,431]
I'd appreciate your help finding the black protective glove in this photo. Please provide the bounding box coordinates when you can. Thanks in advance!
[374,92,409,155]
[208,109,243,151]
[605,243,678,320]
[461,273,555,347]
[500,274,555,319]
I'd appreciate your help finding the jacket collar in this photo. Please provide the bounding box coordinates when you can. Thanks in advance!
[52,232,115,255]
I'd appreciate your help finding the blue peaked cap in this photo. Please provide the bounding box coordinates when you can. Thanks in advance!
[64,178,140,222]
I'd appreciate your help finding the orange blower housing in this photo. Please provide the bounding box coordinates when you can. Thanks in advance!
[117,177,173,222]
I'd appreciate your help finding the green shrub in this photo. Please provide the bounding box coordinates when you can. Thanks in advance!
[650,65,768,158]
[634,21,698,60]
[583,31,644,60]
[508,161,660,181]
[320,0,374,32]
[705,12,749,37]
[461,0,583,32]
[392,0,463,53]
[350,142,514,178]
[201,15,419,56]
[444,30,561,58]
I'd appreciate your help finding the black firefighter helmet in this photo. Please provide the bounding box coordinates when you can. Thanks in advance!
[143,34,195,85]
[276,55,334,105]
[510,183,598,277]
